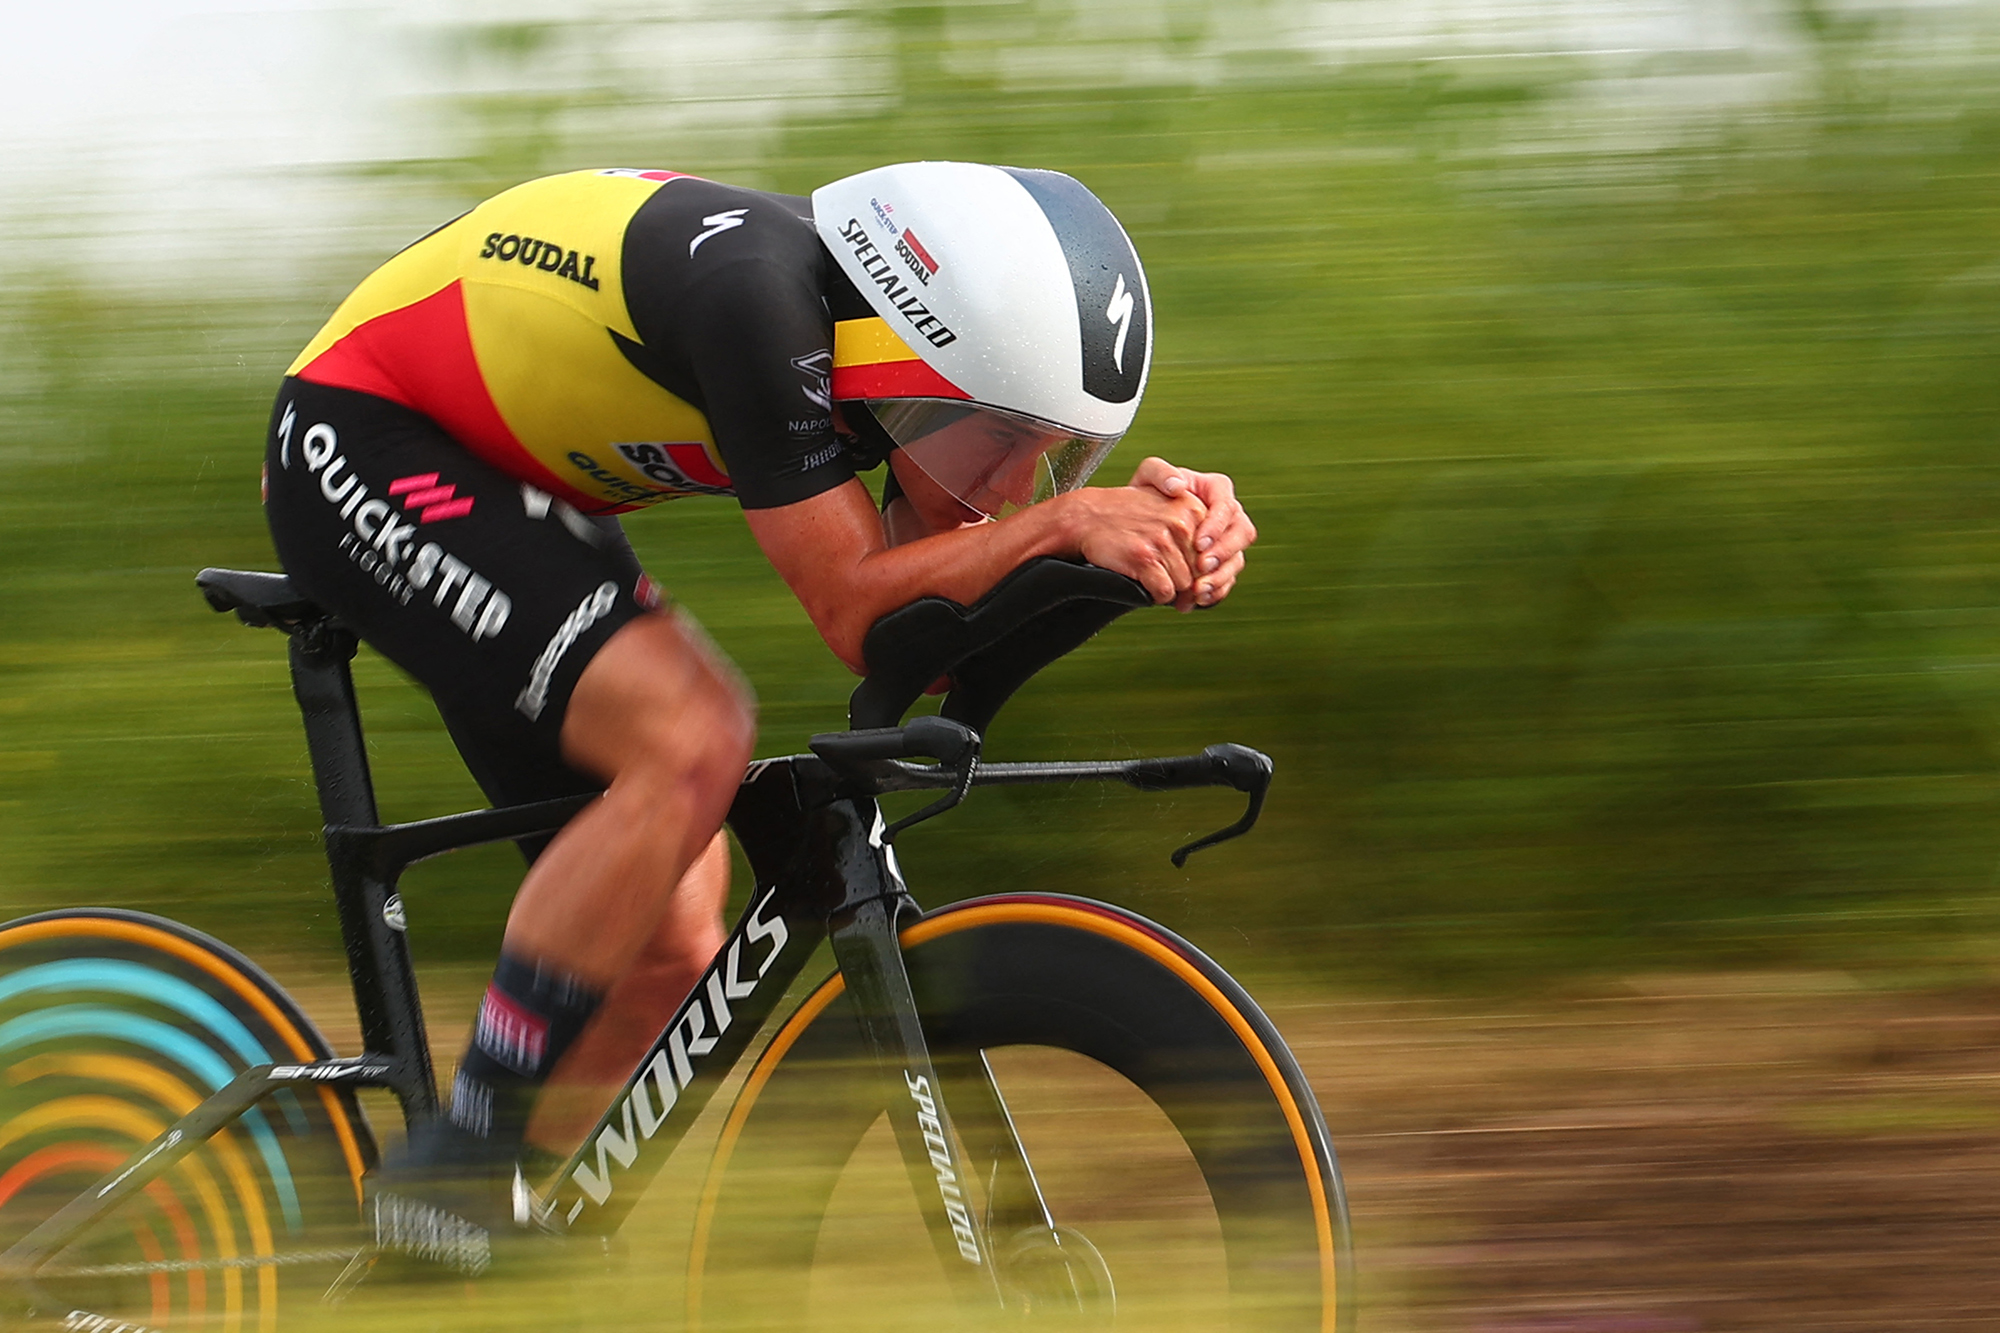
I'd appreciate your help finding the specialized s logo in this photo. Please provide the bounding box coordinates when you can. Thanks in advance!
[689,208,749,256]
[1106,273,1135,373]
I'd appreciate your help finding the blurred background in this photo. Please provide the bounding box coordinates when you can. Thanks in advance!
[5,0,2000,1326]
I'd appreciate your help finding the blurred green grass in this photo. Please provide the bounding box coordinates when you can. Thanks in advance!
[4,15,2000,992]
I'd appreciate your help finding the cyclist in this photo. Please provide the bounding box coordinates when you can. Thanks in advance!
[259,161,1256,1254]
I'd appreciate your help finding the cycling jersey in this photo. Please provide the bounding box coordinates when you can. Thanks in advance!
[289,169,854,515]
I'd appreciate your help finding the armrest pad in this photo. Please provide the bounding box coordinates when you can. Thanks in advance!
[848,557,1153,734]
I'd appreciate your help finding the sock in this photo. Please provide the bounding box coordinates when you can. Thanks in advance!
[448,952,603,1150]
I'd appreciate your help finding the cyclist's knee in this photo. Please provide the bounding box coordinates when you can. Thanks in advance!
[609,684,751,804]
[670,665,756,794]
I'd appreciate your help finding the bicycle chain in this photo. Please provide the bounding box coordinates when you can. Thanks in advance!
[31,1248,364,1278]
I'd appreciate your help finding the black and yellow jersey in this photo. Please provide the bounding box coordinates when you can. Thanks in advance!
[289,169,867,515]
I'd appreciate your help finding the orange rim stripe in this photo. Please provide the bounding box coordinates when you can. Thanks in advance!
[0,1141,124,1209]
[688,898,1337,1330]
[0,917,371,1207]
[685,976,847,1329]
[131,1217,171,1324]
[19,1054,281,1329]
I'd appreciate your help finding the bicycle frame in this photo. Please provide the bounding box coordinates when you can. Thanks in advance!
[3,564,1271,1309]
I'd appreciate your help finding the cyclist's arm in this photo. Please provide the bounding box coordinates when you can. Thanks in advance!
[745,478,1206,673]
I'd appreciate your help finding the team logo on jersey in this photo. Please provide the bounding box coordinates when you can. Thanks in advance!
[389,472,475,523]
[277,404,512,642]
[479,233,602,291]
[790,350,832,413]
[612,442,735,498]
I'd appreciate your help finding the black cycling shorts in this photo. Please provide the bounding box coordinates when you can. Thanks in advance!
[263,378,659,817]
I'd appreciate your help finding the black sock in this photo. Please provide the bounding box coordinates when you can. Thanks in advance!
[448,952,603,1150]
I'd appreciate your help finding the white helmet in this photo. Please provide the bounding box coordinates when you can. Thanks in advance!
[813,161,1152,516]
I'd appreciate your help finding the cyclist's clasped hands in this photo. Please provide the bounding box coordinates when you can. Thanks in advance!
[1112,455,1256,611]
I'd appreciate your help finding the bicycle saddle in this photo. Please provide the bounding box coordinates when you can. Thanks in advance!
[196,568,327,630]
[849,557,1153,735]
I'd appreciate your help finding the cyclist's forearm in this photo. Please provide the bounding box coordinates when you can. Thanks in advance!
[747,482,1088,673]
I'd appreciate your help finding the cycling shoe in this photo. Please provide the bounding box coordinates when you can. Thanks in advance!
[369,1118,521,1275]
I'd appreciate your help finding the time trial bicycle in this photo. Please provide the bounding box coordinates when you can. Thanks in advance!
[0,555,1351,1331]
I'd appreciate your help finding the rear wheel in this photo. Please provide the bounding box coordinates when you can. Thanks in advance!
[0,908,376,1331]
[690,894,1351,1332]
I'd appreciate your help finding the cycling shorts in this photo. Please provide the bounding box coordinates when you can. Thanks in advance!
[263,377,661,819]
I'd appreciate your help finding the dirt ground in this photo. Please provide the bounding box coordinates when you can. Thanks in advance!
[1277,975,2000,1332]
[298,967,2000,1331]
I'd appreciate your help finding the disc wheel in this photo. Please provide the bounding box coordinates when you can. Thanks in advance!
[0,908,377,1331]
[689,893,1351,1332]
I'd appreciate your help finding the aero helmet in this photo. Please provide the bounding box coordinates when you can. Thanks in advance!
[813,161,1153,516]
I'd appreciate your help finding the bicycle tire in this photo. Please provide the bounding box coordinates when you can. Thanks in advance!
[688,893,1351,1332]
[0,908,377,1332]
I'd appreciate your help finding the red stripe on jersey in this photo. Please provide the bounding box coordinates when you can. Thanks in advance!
[831,357,969,402]
[292,281,627,514]
[662,442,730,489]
[388,473,441,496]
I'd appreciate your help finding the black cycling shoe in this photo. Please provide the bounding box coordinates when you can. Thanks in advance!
[369,1118,522,1276]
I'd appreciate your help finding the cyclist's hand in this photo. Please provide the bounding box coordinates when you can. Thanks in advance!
[1128,457,1257,610]
[1067,485,1208,607]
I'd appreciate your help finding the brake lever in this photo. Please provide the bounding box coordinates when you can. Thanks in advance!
[1168,744,1273,868]
[809,716,983,842]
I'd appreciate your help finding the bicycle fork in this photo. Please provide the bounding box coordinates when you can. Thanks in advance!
[821,797,1066,1313]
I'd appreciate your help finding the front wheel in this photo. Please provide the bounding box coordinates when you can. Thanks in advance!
[690,893,1352,1331]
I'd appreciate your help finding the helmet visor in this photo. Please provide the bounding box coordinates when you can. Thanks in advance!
[868,399,1121,518]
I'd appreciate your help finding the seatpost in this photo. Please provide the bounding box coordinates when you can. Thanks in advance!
[288,623,378,828]
[289,621,439,1119]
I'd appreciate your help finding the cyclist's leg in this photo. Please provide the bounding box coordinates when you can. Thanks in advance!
[496,607,752,1157]
[501,607,750,989]
[262,377,748,1235]
[526,831,731,1156]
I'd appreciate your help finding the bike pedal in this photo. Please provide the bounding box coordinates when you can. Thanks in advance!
[372,1191,493,1276]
